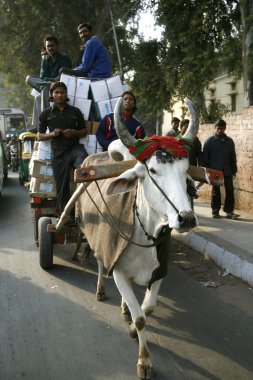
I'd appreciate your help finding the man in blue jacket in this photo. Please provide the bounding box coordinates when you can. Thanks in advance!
[203,119,239,219]
[61,23,111,79]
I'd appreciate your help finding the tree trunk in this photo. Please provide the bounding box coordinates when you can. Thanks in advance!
[240,0,253,106]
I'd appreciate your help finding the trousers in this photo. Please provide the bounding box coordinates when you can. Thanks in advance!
[211,175,234,214]
[26,76,51,126]
[51,144,88,213]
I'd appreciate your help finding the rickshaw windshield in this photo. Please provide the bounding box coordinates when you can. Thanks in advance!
[5,114,26,133]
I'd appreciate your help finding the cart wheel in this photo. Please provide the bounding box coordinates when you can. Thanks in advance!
[32,209,40,246]
[39,217,53,269]
[4,168,8,180]
[19,168,24,185]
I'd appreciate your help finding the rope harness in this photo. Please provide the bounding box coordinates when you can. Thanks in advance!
[82,151,183,247]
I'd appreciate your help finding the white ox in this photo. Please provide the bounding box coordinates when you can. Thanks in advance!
[77,98,198,379]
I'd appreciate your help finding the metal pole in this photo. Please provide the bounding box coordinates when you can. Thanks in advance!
[108,0,123,73]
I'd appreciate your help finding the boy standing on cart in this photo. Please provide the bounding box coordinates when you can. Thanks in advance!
[38,81,88,223]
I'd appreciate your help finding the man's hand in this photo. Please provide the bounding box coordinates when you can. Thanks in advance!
[53,128,62,137]
[63,129,76,138]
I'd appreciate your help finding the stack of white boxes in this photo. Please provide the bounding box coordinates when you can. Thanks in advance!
[60,74,91,120]
[90,75,125,119]
[29,141,56,196]
[59,73,129,155]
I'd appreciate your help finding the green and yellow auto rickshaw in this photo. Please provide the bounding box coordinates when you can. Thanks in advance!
[18,131,37,185]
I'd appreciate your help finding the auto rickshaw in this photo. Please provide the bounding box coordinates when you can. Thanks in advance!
[18,131,37,185]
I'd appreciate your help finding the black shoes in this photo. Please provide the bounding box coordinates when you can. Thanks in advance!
[226,212,240,219]
[212,212,240,219]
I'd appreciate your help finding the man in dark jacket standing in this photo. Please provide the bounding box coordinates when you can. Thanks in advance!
[203,119,239,219]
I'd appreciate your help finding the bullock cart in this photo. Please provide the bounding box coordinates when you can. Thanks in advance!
[37,96,225,379]
[37,158,223,270]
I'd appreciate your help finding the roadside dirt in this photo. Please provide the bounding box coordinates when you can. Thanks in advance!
[170,237,253,317]
[170,238,226,286]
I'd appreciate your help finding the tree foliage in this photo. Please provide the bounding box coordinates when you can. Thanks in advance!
[0,0,251,124]
[0,0,139,114]
[130,0,242,122]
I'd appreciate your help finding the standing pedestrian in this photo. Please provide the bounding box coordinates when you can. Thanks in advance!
[180,119,203,166]
[166,117,180,137]
[203,119,239,219]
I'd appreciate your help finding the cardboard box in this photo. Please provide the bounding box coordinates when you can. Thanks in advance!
[30,160,54,179]
[67,95,75,106]
[106,75,123,98]
[122,83,129,92]
[37,141,52,161]
[90,80,109,102]
[95,99,112,119]
[85,120,92,134]
[29,177,56,194]
[91,121,100,135]
[75,78,90,99]
[74,97,91,120]
[110,96,121,112]
[60,73,76,97]
[79,134,103,155]
[33,141,39,151]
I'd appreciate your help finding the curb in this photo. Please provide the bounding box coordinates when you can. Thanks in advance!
[172,230,253,288]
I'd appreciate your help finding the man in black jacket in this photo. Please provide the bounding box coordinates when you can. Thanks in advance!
[38,82,88,221]
[203,119,239,219]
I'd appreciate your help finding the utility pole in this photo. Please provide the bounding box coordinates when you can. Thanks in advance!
[156,108,163,136]
[107,0,123,74]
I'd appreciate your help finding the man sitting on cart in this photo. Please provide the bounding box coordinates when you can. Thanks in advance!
[38,81,88,224]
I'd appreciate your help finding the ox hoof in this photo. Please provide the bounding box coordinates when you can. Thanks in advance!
[96,291,106,302]
[143,306,154,316]
[137,363,153,379]
[129,323,138,340]
[121,311,132,323]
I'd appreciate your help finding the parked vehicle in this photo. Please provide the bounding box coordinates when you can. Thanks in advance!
[0,108,28,179]
[18,132,37,185]
[0,138,4,196]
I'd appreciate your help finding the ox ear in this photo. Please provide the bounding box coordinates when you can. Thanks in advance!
[107,169,138,195]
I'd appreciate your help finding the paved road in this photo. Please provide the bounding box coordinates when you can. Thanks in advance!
[0,173,253,380]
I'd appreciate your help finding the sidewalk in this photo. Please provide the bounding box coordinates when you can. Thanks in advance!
[172,198,253,287]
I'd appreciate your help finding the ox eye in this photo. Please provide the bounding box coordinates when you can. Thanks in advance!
[149,168,157,175]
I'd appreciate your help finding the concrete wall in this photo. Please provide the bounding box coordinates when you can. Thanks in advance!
[197,106,253,213]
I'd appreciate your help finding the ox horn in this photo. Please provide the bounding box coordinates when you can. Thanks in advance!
[182,98,199,140]
[114,97,137,148]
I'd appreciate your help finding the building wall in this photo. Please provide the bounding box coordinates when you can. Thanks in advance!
[206,74,244,114]
[162,74,244,135]
[196,106,253,214]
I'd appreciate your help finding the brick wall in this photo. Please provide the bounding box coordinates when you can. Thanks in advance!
[197,106,253,213]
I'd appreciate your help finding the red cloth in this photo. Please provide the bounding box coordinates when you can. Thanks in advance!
[129,136,191,162]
